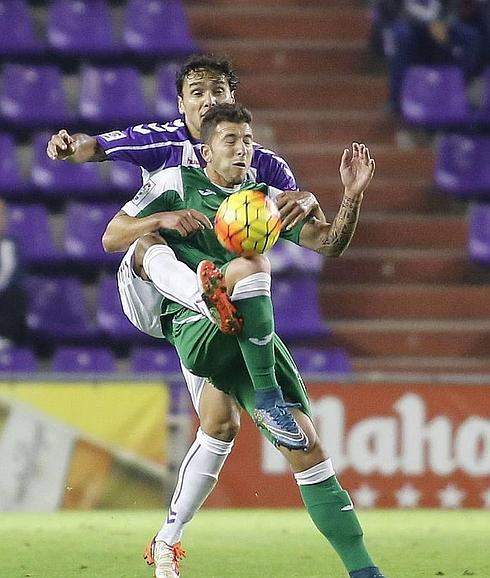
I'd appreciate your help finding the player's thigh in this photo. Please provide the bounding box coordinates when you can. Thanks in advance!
[117,243,166,338]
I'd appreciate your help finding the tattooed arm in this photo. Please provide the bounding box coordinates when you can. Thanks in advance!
[298,143,375,257]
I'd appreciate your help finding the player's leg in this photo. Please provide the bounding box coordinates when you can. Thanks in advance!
[270,340,386,578]
[136,233,242,334]
[198,256,308,450]
[278,410,386,578]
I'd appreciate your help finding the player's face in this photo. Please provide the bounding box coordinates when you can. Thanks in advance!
[178,69,235,139]
[203,121,254,187]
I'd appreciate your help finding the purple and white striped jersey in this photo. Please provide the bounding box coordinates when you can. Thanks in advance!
[95,117,298,192]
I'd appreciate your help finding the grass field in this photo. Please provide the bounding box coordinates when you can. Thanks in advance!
[0,509,488,578]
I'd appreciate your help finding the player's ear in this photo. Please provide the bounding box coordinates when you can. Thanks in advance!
[201,143,212,163]
[177,96,185,115]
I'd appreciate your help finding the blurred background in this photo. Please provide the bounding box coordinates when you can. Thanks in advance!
[0,0,489,513]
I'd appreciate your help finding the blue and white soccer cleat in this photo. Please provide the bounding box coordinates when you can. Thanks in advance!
[253,389,309,451]
[349,567,388,578]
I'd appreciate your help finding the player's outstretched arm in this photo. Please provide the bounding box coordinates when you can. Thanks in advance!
[299,142,375,257]
[46,129,106,163]
[102,209,212,253]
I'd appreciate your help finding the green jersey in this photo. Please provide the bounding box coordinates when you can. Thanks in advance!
[121,165,304,320]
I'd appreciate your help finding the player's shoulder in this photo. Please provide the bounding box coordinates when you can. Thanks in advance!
[252,141,289,165]
[150,165,185,191]
[98,118,190,147]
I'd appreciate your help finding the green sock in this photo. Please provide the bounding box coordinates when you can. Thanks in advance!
[234,294,278,391]
[299,476,375,573]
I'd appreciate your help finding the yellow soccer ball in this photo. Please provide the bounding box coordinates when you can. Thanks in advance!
[214,190,282,256]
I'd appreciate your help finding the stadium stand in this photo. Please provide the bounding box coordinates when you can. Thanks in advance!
[468,203,490,266]
[52,346,117,373]
[0,347,38,373]
[0,0,41,56]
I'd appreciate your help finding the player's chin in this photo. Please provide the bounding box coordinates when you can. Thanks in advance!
[229,167,247,183]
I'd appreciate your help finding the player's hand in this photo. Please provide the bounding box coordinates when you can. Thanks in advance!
[276,190,320,231]
[340,142,375,198]
[46,130,77,160]
[155,210,212,237]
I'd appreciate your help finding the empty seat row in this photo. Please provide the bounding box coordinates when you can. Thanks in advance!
[0,132,142,198]
[401,66,490,129]
[5,202,323,274]
[21,275,329,345]
[0,62,182,128]
[0,344,351,375]
[0,0,197,58]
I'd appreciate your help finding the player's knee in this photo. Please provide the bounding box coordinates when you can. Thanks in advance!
[200,415,240,442]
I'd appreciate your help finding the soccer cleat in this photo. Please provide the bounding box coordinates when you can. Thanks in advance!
[349,567,387,578]
[252,388,309,451]
[197,260,243,335]
[144,537,186,578]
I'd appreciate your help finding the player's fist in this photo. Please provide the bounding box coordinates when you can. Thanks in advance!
[46,129,76,160]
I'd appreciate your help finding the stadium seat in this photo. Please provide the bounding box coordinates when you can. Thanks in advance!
[289,346,352,375]
[47,0,119,57]
[52,346,116,373]
[0,0,41,56]
[268,240,322,275]
[0,133,25,196]
[107,161,142,195]
[78,65,149,126]
[272,277,331,340]
[400,66,472,129]
[130,345,181,374]
[123,0,198,56]
[468,203,490,266]
[476,67,490,128]
[31,133,107,197]
[64,202,122,268]
[0,347,38,373]
[155,62,181,120]
[0,64,71,127]
[27,276,98,343]
[6,204,59,267]
[96,276,152,343]
[434,134,490,199]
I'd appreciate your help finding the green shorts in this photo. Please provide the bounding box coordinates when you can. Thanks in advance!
[170,308,312,421]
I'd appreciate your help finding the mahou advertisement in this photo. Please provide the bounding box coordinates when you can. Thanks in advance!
[204,382,490,509]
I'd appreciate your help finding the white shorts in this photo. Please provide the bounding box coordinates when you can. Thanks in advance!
[117,242,207,414]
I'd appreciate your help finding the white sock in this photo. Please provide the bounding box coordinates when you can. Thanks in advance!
[156,428,234,545]
[142,244,208,315]
[294,458,335,486]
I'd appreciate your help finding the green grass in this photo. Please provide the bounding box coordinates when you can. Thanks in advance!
[0,509,488,578]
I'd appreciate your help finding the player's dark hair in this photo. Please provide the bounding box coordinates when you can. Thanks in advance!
[200,103,253,144]
[175,54,239,96]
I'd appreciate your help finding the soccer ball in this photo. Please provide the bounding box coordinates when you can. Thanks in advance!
[214,190,282,256]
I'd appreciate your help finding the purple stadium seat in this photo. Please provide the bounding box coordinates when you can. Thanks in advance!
[289,346,352,375]
[155,62,181,120]
[0,64,70,127]
[96,276,151,342]
[31,133,107,197]
[476,67,490,128]
[0,0,41,56]
[272,277,330,340]
[0,133,24,195]
[269,240,322,275]
[47,0,119,57]
[400,66,472,129]
[79,65,148,125]
[52,346,116,373]
[0,347,38,373]
[130,345,181,374]
[123,0,198,56]
[27,276,98,342]
[468,203,490,266]
[64,202,121,267]
[434,135,490,199]
[108,161,142,194]
[6,204,58,266]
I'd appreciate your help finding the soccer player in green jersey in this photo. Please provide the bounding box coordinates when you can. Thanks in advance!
[106,103,386,578]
